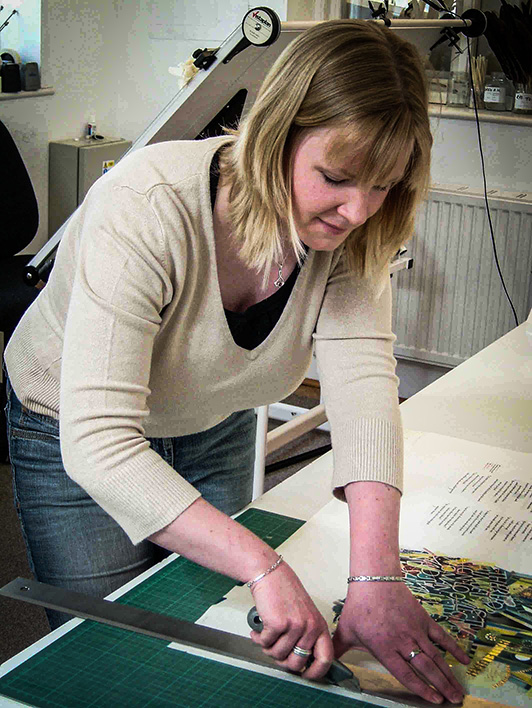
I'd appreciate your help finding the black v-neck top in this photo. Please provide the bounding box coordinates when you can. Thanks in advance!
[210,152,300,350]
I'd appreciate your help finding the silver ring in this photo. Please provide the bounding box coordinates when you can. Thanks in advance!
[292,645,312,658]
[406,648,423,662]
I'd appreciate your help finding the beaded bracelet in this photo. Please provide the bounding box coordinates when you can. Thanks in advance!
[247,555,284,589]
[347,575,404,583]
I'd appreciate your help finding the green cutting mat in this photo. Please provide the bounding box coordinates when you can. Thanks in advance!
[0,509,377,708]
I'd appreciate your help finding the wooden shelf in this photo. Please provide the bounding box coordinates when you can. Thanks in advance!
[0,87,55,101]
[429,104,532,127]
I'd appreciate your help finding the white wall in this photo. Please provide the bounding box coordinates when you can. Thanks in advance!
[430,116,532,194]
[2,0,530,257]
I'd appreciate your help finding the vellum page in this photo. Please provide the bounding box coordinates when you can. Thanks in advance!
[196,432,531,637]
[188,433,530,706]
[401,431,532,574]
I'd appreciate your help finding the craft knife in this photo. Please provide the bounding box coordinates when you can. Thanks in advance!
[246,605,362,692]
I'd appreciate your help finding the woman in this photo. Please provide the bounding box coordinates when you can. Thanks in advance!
[5,20,469,704]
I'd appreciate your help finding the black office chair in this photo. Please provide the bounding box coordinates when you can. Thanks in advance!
[0,119,41,461]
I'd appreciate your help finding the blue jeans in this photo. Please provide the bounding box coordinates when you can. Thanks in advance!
[5,377,256,629]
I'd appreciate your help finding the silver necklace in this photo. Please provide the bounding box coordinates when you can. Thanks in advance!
[274,258,285,288]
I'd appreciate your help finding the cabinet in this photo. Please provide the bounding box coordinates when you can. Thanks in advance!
[48,137,132,237]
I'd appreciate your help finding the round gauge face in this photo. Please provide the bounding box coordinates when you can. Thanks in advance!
[242,7,280,46]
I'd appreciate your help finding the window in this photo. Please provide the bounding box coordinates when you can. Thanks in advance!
[0,0,41,65]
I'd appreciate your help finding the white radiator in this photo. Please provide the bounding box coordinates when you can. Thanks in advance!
[392,185,532,367]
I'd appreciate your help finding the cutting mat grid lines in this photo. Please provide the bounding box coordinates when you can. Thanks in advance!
[117,509,307,622]
[0,510,376,707]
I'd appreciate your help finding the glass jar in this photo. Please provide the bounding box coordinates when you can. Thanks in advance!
[427,70,450,105]
[447,72,470,107]
[483,73,510,111]
[513,83,532,114]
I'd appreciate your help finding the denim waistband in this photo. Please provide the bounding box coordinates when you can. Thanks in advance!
[5,374,60,437]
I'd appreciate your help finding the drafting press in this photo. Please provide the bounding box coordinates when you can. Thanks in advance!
[1,9,511,708]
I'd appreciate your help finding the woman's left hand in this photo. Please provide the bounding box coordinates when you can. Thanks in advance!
[332,580,470,705]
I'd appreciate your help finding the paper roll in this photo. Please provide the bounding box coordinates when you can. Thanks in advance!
[0,48,22,64]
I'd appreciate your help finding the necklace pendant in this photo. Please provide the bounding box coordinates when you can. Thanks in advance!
[274,260,285,288]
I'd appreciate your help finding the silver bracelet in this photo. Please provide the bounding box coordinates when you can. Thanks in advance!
[247,555,284,589]
[347,575,403,583]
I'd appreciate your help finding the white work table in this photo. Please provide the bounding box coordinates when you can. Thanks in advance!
[0,320,530,708]
[257,319,531,522]
[399,321,531,454]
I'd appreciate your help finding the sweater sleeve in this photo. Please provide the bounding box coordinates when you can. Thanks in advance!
[313,256,403,497]
[60,183,201,544]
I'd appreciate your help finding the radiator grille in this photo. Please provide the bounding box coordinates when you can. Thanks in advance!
[392,187,532,367]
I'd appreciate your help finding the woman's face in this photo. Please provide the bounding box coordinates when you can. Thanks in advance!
[290,126,412,251]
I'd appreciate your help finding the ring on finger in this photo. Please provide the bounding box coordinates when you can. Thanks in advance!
[292,645,312,658]
[406,648,424,662]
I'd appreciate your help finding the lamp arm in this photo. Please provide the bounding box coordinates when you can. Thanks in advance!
[0,8,18,33]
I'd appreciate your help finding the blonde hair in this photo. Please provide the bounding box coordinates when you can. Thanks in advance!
[221,20,432,279]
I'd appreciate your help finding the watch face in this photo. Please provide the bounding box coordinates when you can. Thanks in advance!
[242,8,279,46]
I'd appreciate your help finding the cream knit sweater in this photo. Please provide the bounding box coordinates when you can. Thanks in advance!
[5,136,403,543]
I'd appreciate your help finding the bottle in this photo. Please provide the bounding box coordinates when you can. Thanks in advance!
[483,73,509,112]
[513,84,532,114]
[86,113,97,139]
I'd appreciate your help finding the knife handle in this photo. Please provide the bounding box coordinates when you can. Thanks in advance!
[246,606,355,685]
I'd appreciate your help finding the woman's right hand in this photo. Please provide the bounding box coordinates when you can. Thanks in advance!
[149,498,333,680]
[249,560,334,680]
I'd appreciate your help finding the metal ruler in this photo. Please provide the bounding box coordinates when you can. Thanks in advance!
[1,577,287,675]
